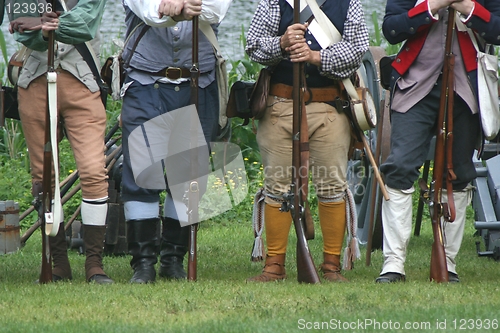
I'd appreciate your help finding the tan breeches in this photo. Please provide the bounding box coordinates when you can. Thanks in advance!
[18,70,108,199]
[257,95,351,203]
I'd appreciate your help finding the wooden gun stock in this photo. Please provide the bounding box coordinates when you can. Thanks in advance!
[39,0,58,283]
[428,9,457,283]
[290,0,320,284]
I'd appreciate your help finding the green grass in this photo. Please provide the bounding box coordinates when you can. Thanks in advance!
[1,206,499,333]
[1,12,500,333]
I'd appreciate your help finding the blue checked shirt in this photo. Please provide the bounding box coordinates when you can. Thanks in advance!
[246,0,369,79]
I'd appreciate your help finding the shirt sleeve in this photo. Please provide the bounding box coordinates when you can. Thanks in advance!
[319,0,369,79]
[200,0,233,24]
[245,0,285,66]
[124,0,177,27]
[55,0,107,45]
[124,0,233,27]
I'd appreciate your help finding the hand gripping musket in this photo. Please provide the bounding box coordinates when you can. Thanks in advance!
[419,8,457,283]
[280,0,320,284]
[38,0,59,283]
[186,16,200,281]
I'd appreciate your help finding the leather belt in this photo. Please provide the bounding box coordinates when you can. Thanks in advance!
[137,67,192,80]
[270,83,343,103]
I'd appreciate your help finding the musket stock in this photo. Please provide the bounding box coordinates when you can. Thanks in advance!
[39,0,58,283]
[289,0,320,283]
[427,8,457,282]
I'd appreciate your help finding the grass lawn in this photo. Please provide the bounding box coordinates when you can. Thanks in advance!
[0,204,499,333]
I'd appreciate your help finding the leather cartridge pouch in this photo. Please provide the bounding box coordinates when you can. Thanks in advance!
[249,67,272,120]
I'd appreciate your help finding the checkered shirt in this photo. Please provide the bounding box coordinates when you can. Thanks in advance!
[245,0,369,79]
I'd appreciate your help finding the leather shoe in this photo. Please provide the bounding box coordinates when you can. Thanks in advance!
[448,271,460,283]
[88,274,114,284]
[375,272,405,283]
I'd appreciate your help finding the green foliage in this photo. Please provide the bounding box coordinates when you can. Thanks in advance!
[0,119,28,162]
[0,29,8,76]
[369,11,384,47]
[227,25,263,87]
[0,157,32,210]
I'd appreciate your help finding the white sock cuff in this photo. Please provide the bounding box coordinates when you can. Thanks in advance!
[124,201,159,221]
[81,200,108,226]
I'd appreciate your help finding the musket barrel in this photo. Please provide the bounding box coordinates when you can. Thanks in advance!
[187,16,200,282]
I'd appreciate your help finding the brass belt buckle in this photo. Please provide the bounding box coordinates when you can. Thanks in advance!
[166,67,182,79]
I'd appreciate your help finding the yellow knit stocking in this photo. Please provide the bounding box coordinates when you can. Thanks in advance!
[318,200,346,255]
[265,203,292,256]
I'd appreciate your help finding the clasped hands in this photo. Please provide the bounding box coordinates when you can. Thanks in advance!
[159,0,202,21]
[429,0,474,16]
[280,23,321,67]
[9,11,59,37]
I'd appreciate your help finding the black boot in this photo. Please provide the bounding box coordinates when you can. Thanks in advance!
[158,217,189,280]
[127,218,160,284]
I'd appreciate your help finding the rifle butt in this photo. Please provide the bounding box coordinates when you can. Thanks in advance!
[39,227,52,283]
[294,216,320,283]
[429,222,448,282]
[296,237,320,284]
[187,224,197,281]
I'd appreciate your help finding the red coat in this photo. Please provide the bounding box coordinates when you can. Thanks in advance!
[384,0,500,76]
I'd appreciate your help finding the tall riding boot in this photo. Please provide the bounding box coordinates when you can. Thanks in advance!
[83,225,114,284]
[375,186,414,283]
[247,203,291,282]
[50,223,72,281]
[442,187,472,283]
[159,217,189,280]
[318,201,348,282]
[127,218,160,284]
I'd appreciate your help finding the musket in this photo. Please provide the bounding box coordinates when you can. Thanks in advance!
[20,121,121,245]
[38,0,58,283]
[420,8,457,282]
[187,16,200,281]
[281,0,320,284]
